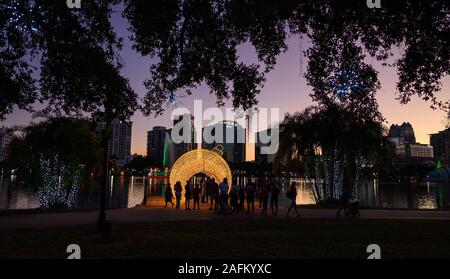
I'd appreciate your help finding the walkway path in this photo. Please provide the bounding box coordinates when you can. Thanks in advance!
[1,206,449,231]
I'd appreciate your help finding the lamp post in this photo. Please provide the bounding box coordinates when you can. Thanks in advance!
[97,120,111,231]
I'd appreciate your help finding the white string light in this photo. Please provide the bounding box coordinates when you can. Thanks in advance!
[36,154,81,208]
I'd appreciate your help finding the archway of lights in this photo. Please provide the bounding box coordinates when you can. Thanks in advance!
[169,148,232,188]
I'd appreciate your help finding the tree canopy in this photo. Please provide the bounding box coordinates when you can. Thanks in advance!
[0,0,137,121]
[275,103,394,201]
[124,0,449,115]
[7,117,102,188]
[1,0,448,120]
[446,110,450,128]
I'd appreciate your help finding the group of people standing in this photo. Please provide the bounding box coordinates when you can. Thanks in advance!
[164,178,301,217]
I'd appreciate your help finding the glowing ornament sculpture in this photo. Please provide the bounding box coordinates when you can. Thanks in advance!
[170,146,232,190]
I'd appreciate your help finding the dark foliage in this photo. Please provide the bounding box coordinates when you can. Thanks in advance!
[124,0,449,116]
[0,0,137,121]
[6,117,102,189]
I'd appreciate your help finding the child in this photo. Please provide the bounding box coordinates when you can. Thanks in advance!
[185,181,192,210]
[165,184,174,208]
[174,181,183,209]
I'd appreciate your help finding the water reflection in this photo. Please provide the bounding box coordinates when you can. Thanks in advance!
[0,175,449,210]
[0,176,40,209]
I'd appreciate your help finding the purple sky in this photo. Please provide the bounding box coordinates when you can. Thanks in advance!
[1,10,449,156]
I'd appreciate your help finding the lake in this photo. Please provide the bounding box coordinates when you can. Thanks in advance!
[0,175,449,210]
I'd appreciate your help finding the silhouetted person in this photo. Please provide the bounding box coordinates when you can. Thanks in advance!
[193,183,201,210]
[185,181,192,210]
[174,181,182,209]
[245,179,256,214]
[200,178,207,203]
[209,178,218,211]
[286,182,300,217]
[337,190,351,216]
[218,178,229,214]
[205,177,211,203]
[256,181,262,208]
[270,183,280,215]
[260,182,270,215]
[230,185,239,212]
[165,184,174,207]
[192,184,202,209]
[238,184,245,212]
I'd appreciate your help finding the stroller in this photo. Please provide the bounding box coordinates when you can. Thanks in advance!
[348,200,360,217]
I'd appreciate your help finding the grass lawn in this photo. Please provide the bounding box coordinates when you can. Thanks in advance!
[1,205,448,217]
[0,218,449,259]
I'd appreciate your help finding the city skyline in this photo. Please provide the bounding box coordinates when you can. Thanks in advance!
[1,1,450,264]
[1,9,449,156]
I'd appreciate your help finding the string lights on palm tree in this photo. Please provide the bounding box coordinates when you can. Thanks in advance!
[36,154,81,208]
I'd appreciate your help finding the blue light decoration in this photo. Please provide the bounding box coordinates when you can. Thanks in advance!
[36,154,81,208]
[165,91,188,108]
[330,68,362,100]
[6,0,39,33]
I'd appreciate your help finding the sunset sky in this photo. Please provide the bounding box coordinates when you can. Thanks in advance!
[1,11,449,156]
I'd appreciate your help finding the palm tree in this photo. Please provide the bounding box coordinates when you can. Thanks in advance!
[276,107,322,203]
[276,103,389,203]
[6,117,102,192]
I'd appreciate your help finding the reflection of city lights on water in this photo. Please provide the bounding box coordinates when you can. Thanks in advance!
[291,179,317,205]
[417,196,436,209]
[417,187,437,209]
[110,175,114,199]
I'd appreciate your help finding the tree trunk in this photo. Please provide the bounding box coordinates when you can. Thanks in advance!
[97,118,111,228]
[311,154,321,204]
[324,154,332,200]
[352,156,364,199]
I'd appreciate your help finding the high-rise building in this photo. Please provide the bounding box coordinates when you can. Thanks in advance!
[388,122,416,144]
[97,119,132,167]
[110,119,132,167]
[395,143,434,158]
[255,128,277,164]
[147,126,167,167]
[0,127,13,163]
[389,131,433,160]
[202,121,246,163]
[430,128,450,166]
[390,141,434,167]
[172,114,196,160]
